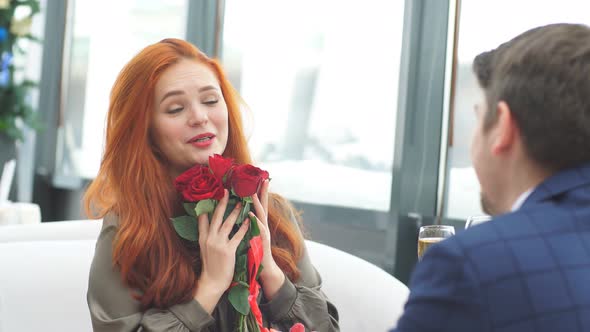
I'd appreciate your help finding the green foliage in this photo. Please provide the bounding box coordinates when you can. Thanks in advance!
[228,284,250,315]
[182,202,197,216]
[0,0,42,141]
[235,254,247,275]
[171,215,198,242]
[222,198,239,221]
[195,199,216,216]
[172,187,264,330]
[236,236,249,256]
[249,213,260,237]
[236,201,250,226]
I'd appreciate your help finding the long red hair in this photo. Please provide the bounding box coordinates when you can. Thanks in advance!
[84,39,303,308]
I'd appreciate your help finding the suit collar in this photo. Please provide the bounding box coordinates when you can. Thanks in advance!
[523,162,590,207]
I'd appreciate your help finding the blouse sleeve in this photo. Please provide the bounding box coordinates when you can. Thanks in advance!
[87,215,214,332]
[259,212,340,332]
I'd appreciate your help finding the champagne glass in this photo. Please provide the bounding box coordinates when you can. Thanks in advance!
[465,215,491,229]
[417,225,455,260]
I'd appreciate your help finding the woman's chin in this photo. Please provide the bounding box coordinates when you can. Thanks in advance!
[190,156,211,166]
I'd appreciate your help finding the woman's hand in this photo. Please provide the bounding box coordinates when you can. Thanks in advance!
[250,180,286,300]
[194,190,250,313]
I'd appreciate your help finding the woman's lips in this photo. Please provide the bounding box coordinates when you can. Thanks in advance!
[188,133,215,148]
[191,137,213,148]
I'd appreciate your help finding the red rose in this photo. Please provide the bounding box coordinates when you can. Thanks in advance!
[174,165,224,202]
[289,323,305,332]
[230,164,269,197]
[174,165,207,192]
[208,154,234,181]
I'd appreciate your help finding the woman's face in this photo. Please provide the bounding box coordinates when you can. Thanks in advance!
[151,58,229,177]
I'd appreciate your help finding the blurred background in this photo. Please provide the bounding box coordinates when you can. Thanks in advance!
[2,0,589,283]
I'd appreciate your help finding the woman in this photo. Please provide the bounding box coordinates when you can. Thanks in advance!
[85,38,339,331]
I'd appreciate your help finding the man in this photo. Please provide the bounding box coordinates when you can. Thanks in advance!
[392,23,590,332]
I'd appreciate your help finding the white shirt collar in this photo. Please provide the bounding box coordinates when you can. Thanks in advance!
[511,188,535,211]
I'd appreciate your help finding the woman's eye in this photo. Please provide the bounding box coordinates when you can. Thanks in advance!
[167,107,184,114]
[203,99,218,105]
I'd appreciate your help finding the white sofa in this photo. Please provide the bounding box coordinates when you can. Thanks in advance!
[0,220,409,331]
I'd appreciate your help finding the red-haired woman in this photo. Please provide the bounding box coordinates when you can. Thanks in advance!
[85,39,339,331]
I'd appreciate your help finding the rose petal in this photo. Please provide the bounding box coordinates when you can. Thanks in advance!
[289,323,305,332]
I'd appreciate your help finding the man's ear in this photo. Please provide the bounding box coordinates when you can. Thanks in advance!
[491,101,519,155]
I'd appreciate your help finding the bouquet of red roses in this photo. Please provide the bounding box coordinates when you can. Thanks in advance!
[172,154,270,332]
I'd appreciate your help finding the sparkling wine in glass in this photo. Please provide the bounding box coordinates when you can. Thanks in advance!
[417,225,455,260]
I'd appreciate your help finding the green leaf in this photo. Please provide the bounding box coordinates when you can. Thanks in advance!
[21,79,38,88]
[30,2,41,15]
[249,214,260,237]
[195,199,215,216]
[228,284,250,315]
[170,216,198,242]
[256,264,263,279]
[23,34,41,43]
[236,239,248,256]
[236,202,250,226]
[235,254,247,274]
[234,267,247,285]
[223,200,238,221]
[237,280,249,288]
[183,202,197,216]
[5,125,22,140]
[17,0,41,15]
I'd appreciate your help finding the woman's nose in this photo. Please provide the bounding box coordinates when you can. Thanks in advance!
[187,105,207,126]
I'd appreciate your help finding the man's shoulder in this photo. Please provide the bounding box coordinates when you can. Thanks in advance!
[436,204,589,279]
[418,204,590,330]
[452,205,583,250]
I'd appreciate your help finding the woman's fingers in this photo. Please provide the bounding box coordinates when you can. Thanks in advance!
[210,189,229,232]
[229,218,250,248]
[219,202,242,236]
[261,179,269,214]
[250,212,267,236]
[252,193,268,227]
[197,213,209,243]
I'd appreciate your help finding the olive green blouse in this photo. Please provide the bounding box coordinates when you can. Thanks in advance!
[87,214,340,331]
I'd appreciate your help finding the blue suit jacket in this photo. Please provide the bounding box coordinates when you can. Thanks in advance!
[392,164,590,332]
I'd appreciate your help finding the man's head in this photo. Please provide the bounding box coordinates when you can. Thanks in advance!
[471,23,590,214]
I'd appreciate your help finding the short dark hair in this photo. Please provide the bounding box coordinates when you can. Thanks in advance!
[473,23,590,171]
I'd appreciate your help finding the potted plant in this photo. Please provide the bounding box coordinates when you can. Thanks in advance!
[0,0,41,170]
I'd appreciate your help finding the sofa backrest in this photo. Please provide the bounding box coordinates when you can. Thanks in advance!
[0,239,96,332]
[305,241,409,331]
[0,219,102,242]
[0,220,408,331]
